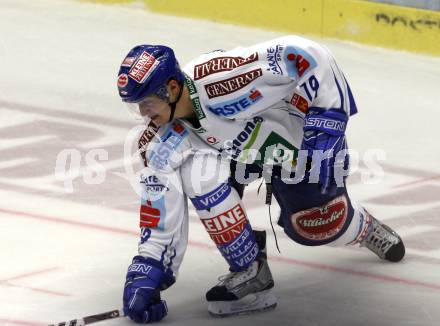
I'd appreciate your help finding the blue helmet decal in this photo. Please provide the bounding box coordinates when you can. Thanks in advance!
[117,45,184,103]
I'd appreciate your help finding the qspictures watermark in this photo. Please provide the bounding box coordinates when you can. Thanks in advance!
[54,125,387,197]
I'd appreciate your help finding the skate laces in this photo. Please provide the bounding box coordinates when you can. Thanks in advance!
[361,219,398,256]
[217,262,258,288]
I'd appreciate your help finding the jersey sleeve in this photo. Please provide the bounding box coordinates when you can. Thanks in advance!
[137,165,188,280]
[136,121,192,280]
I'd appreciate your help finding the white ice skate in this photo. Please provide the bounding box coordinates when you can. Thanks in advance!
[206,231,277,317]
[360,213,405,262]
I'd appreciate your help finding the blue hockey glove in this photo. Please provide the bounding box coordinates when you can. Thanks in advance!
[123,256,172,323]
[301,109,348,193]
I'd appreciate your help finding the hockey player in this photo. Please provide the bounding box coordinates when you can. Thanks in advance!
[117,35,405,323]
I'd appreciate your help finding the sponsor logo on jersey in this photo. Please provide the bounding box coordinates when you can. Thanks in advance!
[284,46,317,78]
[149,123,188,170]
[218,223,259,269]
[140,200,161,228]
[192,97,206,120]
[195,127,207,134]
[202,204,248,245]
[290,195,348,241]
[117,74,128,88]
[194,53,258,80]
[206,136,218,144]
[128,51,160,83]
[220,116,263,159]
[191,183,231,210]
[184,75,206,120]
[208,88,263,117]
[141,175,169,197]
[290,93,309,114]
[266,44,284,75]
[253,131,298,165]
[138,122,160,167]
[304,117,346,132]
[204,68,263,99]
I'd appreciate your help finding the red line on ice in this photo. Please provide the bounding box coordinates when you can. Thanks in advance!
[1,267,61,282]
[392,175,440,189]
[0,207,138,236]
[0,207,210,248]
[0,281,69,297]
[3,207,440,291]
[0,266,69,296]
[270,256,440,290]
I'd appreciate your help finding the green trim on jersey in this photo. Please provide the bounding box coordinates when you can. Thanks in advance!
[184,74,206,120]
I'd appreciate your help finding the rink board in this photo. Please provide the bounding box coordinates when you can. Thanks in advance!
[96,0,440,56]
[1,0,440,325]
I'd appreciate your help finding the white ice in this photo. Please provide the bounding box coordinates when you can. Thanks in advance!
[0,1,440,325]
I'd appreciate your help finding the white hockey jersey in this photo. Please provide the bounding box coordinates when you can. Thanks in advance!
[180,35,357,163]
[135,35,358,281]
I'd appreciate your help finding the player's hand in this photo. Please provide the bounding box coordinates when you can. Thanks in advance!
[301,109,348,194]
[123,256,168,323]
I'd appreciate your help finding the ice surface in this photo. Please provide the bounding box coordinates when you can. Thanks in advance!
[0,1,439,325]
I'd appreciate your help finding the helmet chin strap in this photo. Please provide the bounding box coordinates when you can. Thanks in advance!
[168,82,184,123]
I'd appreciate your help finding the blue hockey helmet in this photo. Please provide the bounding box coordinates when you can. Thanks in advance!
[117,45,184,103]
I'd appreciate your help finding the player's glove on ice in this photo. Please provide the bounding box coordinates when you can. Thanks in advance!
[301,109,348,194]
[123,256,172,323]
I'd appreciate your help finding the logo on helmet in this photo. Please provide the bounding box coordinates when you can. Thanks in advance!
[121,56,136,67]
[117,74,128,88]
[128,51,160,83]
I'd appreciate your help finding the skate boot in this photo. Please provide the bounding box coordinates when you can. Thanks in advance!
[360,213,405,262]
[206,230,277,317]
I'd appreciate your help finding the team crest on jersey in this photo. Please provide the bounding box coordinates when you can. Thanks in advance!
[208,88,263,117]
[194,53,258,80]
[283,46,317,78]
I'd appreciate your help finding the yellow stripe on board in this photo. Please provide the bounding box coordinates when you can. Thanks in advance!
[144,0,324,36]
[81,0,135,3]
[84,0,440,56]
[323,0,440,55]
